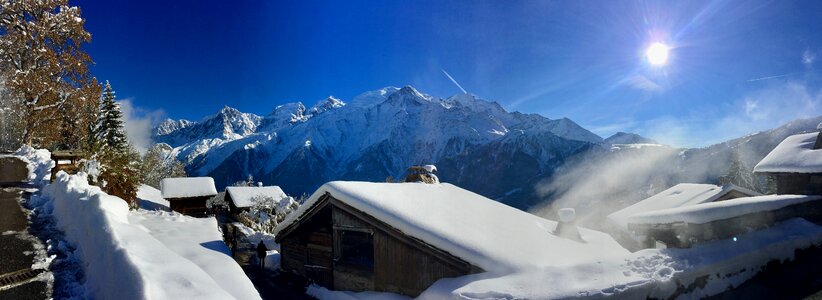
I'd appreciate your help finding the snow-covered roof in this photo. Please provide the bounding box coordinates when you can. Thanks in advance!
[607,183,760,229]
[276,181,628,273]
[754,132,822,174]
[627,195,822,225]
[225,186,288,208]
[160,177,218,199]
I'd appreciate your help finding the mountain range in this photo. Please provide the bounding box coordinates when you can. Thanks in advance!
[152,85,822,215]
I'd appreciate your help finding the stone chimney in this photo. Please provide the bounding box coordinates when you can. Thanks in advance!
[403,165,439,184]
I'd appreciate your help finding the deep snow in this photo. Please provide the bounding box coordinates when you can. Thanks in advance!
[44,172,259,299]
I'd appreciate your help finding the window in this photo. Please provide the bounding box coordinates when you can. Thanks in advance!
[337,230,374,269]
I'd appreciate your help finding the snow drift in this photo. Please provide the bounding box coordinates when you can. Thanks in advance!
[43,171,259,300]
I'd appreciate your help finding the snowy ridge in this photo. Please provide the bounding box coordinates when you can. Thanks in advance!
[153,86,603,200]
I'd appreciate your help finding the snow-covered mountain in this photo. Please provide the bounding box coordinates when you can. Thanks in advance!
[153,86,604,206]
[604,132,658,145]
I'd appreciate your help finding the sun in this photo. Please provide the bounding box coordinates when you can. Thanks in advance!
[645,42,670,66]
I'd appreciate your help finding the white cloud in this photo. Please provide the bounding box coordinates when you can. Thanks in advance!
[119,99,165,153]
[803,48,816,66]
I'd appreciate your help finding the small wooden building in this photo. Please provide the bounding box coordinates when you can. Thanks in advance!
[225,185,289,214]
[160,177,218,217]
[50,150,84,182]
[274,181,626,297]
[754,131,822,195]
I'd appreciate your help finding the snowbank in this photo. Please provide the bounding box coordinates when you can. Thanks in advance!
[627,194,822,225]
[419,218,822,299]
[607,183,758,229]
[225,186,289,209]
[14,145,55,186]
[755,132,822,173]
[44,172,259,300]
[129,210,260,299]
[160,177,218,198]
[277,181,629,273]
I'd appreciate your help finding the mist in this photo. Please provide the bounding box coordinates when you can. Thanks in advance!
[529,144,728,231]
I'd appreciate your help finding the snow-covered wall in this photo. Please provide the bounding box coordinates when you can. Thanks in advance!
[43,172,255,300]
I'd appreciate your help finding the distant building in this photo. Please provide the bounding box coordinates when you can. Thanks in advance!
[274,181,626,297]
[160,177,218,217]
[754,131,822,195]
[607,183,760,249]
[225,186,289,213]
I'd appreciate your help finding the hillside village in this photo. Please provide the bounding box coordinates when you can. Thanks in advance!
[3,120,822,299]
[4,1,822,299]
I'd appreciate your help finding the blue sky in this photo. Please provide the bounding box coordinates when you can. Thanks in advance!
[76,0,822,147]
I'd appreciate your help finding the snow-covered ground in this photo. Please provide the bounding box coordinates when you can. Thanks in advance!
[42,173,260,299]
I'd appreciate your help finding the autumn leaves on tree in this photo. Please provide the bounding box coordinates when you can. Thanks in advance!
[0,0,141,206]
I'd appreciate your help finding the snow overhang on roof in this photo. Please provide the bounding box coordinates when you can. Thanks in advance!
[627,194,822,225]
[160,177,218,199]
[606,183,761,229]
[225,186,288,208]
[755,132,822,174]
[275,181,628,273]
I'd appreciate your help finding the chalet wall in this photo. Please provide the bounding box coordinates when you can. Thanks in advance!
[168,196,210,217]
[775,174,822,195]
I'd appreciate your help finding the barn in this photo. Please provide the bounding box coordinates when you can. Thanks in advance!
[225,185,289,214]
[160,177,218,217]
[754,130,822,194]
[273,181,627,297]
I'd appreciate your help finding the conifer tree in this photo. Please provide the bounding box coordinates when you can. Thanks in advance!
[96,81,129,152]
[93,81,140,208]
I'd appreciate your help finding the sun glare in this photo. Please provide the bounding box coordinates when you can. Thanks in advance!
[646,42,670,66]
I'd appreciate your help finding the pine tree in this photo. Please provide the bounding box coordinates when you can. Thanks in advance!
[96,81,129,152]
[93,81,140,208]
[719,150,756,190]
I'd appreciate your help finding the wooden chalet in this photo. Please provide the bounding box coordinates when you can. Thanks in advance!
[754,130,822,195]
[225,185,288,214]
[160,177,218,217]
[274,181,626,297]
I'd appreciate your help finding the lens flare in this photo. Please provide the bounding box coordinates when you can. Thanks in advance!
[646,43,670,66]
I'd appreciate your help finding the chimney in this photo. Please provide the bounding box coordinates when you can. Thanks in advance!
[815,122,822,150]
[554,208,583,242]
[403,165,439,184]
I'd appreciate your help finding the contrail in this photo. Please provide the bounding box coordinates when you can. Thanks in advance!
[441,69,468,94]
[747,73,796,82]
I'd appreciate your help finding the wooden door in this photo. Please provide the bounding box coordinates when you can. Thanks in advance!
[305,232,334,288]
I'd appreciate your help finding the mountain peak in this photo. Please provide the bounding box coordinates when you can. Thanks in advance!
[310,96,346,115]
[604,132,658,145]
